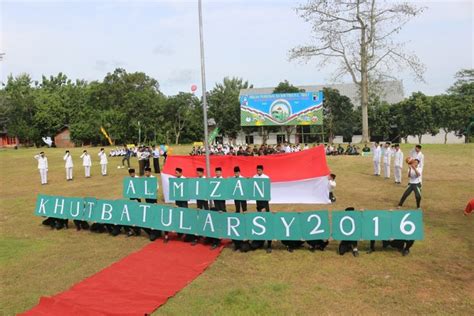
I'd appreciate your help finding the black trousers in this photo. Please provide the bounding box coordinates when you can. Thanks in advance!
[398,183,422,208]
[143,198,161,240]
[329,192,336,202]
[256,201,271,249]
[197,200,209,210]
[388,240,415,251]
[307,240,329,250]
[214,200,226,212]
[138,160,145,176]
[153,158,160,173]
[338,240,357,255]
[122,156,130,168]
[369,240,391,251]
[234,200,247,213]
[282,240,304,249]
[144,159,150,170]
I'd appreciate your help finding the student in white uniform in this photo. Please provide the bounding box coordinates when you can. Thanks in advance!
[98,148,108,176]
[383,142,392,179]
[63,150,74,181]
[80,150,92,178]
[251,165,272,253]
[393,144,404,184]
[34,152,48,185]
[410,145,424,171]
[398,159,422,209]
[372,142,381,176]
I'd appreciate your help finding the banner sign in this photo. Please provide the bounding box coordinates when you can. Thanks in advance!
[123,177,158,199]
[168,178,271,201]
[35,195,423,241]
[240,91,323,126]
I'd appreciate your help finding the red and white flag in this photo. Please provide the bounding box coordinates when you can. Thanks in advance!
[161,145,331,204]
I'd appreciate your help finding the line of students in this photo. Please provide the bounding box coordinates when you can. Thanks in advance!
[34,149,109,184]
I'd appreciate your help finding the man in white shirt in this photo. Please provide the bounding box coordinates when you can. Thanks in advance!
[398,159,422,209]
[393,144,404,184]
[410,145,424,171]
[252,165,272,253]
[80,150,92,178]
[34,152,48,185]
[98,148,108,176]
[383,142,392,179]
[143,167,161,242]
[372,142,381,176]
[152,145,161,173]
[233,166,247,213]
[63,150,74,181]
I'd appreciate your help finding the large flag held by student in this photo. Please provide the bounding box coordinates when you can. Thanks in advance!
[161,145,331,204]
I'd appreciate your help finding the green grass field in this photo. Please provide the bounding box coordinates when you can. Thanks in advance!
[1,144,473,315]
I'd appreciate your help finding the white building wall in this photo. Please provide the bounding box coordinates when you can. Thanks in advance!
[406,130,465,144]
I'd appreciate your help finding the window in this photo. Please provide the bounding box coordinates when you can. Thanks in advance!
[277,134,286,144]
[245,135,254,144]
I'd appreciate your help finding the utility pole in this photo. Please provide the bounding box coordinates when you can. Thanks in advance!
[198,0,211,179]
[138,121,141,145]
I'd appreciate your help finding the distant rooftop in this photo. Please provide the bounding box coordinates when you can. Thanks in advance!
[240,80,405,106]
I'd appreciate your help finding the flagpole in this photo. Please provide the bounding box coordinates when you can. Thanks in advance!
[198,0,211,179]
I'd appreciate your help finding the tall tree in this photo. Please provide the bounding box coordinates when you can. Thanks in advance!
[289,0,425,142]
[272,80,305,142]
[165,92,199,145]
[208,77,252,144]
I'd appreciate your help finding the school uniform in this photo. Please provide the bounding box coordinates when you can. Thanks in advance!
[98,150,108,175]
[213,175,226,211]
[143,175,161,241]
[398,165,422,208]
[383,147,392,178]
[196,176,209,210]
[233,175,247,213]
[253,173,272,251]
[80,153,92,177]
[373,145,381,176]
[34,155,48,184]
[328,179,336,202]
[152,149,161,173]
[63,153,74,180]
[393,149,404,184]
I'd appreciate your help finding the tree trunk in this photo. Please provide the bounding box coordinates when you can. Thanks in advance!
[444,129,448,144]
[418,135,422,144]
[175,131,180,145]
[359,20,370,143]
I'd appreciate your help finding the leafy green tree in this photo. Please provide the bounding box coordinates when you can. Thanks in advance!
[208,77,252,143]
[322,87,356,142]
[399,92,436,143]
[3,74,39,145]
[164,92,199,144]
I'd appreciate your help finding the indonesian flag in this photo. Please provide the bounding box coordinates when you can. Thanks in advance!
[161,145,331,204]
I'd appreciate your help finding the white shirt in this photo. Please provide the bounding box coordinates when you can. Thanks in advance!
[34,155,48,169]
[408,166,422,184]
[411,151,424,170]
[328,179,336,192]
[98,151,108,164]
[373,146,381,162]
[383,147,392,164]
[63,153,73,168]
[80,153,92,166]
[253,173,269,179]
[394,149,404,168]
[152,149,160,158]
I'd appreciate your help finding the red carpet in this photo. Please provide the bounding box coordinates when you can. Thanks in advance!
[21,241,224,316]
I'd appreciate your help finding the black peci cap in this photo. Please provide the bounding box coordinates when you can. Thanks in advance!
[175,168,183,173]
[256,165,263,170]
[215,167,222,172]
[234,166,240,172]
[196,167,204,172]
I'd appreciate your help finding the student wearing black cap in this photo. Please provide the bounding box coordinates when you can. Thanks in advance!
[196,167,209,210]
[166,167,187,243]
[213,167,226,212]
[252,165,272,253]
[233,166,247,213]
[117,168,142,237]
[142,167,161,241]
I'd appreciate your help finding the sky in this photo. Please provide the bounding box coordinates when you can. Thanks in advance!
[0,0,472,97]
